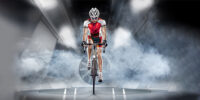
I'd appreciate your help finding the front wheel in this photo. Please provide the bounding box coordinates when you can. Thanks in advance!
[79,56,110,84]
[91,59,97,95]
[92,75,96,95]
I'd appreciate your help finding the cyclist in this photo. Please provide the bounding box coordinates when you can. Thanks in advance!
[82,8,107,82]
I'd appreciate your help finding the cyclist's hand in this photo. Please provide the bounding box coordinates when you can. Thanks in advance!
[81,41,87,47]
[103,40,108,47]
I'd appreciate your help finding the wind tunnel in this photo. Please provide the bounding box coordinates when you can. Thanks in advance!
[1,0,200,100]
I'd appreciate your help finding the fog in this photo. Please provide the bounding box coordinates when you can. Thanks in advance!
[18,26,171,91]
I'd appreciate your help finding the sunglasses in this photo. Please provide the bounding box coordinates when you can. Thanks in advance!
[91,17,98,20]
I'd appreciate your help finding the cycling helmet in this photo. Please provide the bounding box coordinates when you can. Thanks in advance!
[89,8,100,19]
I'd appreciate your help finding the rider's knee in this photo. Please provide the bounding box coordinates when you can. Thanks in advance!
[97,53,102,58]
[88,45,92,50]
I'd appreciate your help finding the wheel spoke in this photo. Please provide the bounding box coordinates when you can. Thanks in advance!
[82,71,90,79]
[88,77,92,83]
[79,67,87,71]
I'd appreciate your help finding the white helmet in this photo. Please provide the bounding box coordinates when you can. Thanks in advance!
[89,8,100,19]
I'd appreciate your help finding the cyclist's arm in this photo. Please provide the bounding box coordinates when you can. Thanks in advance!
[83,27,88,41]
[101,19,107,40]
[102,26,106,40]
[83,20,89,41]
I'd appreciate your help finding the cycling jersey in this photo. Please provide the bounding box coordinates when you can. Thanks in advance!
[83,18,106,47]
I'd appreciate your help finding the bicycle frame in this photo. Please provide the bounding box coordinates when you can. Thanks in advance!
[83,43,105,95]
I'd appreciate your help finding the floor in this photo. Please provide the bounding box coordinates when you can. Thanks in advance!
[16,87,200,100]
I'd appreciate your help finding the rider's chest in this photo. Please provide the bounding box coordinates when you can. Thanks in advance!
[88,22,101,32]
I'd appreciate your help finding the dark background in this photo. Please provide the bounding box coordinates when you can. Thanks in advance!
[1,0,200,30]
[1,0,200,99]
[156,0,200,29]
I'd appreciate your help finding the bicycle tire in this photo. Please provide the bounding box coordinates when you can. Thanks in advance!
[93,75,95,95]
[92,59,97,95]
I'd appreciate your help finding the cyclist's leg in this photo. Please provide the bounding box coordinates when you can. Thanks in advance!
[97,36,103,73]
[97,46,103,82]
[87,38,93,68]
[97,47,102,72]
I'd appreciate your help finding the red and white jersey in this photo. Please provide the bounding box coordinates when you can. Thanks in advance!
[83,18,106,38]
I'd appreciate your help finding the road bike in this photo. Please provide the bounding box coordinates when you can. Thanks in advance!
[82,42,106,95]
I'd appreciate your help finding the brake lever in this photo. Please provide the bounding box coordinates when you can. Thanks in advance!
[83,46,86,53]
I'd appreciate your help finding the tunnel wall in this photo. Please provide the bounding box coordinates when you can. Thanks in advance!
[0,1,57,100]
[21,21,57,64]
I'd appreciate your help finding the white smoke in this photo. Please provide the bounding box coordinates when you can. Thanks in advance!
[47,50,81,79]
[18,49,82,85]
[113,27,132,49]
[18,26,170,89]
[107,27,170,86]
[20,50,51,73]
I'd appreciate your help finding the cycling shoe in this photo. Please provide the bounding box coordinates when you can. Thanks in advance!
[98,79,103,82]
